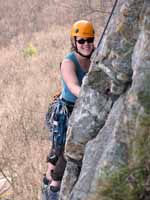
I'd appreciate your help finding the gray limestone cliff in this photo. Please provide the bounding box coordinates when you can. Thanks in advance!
[59,0,150,199]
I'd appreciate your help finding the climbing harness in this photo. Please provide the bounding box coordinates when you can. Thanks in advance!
[43,97,74,200]
[45,96,74,153]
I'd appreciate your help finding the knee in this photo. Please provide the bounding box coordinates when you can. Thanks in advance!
[47,152,58,165]
[51,155,67,181]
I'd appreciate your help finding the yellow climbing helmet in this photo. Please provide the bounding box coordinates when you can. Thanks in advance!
[71,20,95,38]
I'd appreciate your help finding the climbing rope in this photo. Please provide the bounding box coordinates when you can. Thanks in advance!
[96,0,119,51]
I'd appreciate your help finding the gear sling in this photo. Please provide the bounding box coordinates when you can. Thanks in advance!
[45,96,74,180]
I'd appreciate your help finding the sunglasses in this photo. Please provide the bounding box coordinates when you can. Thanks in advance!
[76,37,94,44]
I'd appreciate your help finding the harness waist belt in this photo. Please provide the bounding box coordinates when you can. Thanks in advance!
[61,98,75,107]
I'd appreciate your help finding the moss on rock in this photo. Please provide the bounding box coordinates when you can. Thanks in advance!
[138,74,150,114]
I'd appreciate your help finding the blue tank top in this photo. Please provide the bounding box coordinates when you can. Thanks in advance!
[61,52,87,103]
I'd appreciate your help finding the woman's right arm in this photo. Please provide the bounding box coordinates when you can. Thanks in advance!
[61,59,81,97]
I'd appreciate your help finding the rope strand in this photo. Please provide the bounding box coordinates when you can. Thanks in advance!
[96,0,119,51]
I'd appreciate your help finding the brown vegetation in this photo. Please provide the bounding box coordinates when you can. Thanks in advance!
[0,27,69,200]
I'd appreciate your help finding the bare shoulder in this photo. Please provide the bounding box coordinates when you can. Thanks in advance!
[61,58,76,72]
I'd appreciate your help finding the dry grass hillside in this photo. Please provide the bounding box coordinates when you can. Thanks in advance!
[0,0,114,199]
[0,0,113,47]
[0,26,69,200]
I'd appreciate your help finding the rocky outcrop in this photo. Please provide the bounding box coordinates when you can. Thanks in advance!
[59,0,150,199]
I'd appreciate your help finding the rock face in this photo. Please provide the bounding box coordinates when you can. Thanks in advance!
[59,0,150,199]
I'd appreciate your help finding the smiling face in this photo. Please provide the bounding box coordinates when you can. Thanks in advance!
[75,36,94,57]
